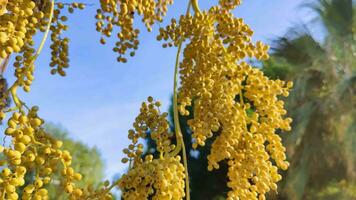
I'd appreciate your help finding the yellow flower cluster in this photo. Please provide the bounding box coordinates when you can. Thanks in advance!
[0,1,105,200]
[119,156,185,200]
[3,0,55,92]
[5,0,49,93]
[0,1,294,199]
[158,2,293,199]
[0,107,82,199]
[49,3,85,76]
[95,0,173,62]
[118,97,185,200]
[218,0,241,10]
[64,178,114,200]
[0,0,84,87]
[0,0,36,59]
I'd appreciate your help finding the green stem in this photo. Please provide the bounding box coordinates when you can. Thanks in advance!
[8,0,55,109]
[192,0,201,14]
[106,179,121,192]
[173,41,190,199]
[32,0,55,64]
[171,1,194,199]
[10,87,21,109]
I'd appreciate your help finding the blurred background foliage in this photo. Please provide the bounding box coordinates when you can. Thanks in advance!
[263,0,355,199]
[145,0,355,199]
[43,124,105,199]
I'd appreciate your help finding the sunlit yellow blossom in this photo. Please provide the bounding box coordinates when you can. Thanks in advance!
[0,107,82,199]
[118,97,185,200]
[0,0,293,199]
[96,0,173,62]
[158,2,293,199]
[119,156,185,200]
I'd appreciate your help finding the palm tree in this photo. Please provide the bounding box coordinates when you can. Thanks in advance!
[262,0,355,199]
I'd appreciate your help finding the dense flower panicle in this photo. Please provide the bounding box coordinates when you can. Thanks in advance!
[121,97,175,165]
[158,3,293,200]
[0,0,85,96]
[0,1,94,199]
[95,0,173,63]
[133,97,175,155]
[49,2,85,76]
[118,97,185,200]
[218,0,241,10]
[0,0,37,59]
[0,107,83,200]
[119,156,185,200]
[68,180,114,200]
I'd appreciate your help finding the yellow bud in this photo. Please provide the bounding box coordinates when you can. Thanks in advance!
[5,184,15,193]
[1,168,11,177]
[15,166,26,175]
[287,81,293,88]
[34,179,43,188]
[24,184,35,193]
[37,188,48,196]
[73,173,82,181]
[14,142,26,153]
[73,188,83,196]
[54,140,63,148]
[30,118,42,127]
[65,183,73,193]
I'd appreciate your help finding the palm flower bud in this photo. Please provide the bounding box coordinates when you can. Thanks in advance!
[95,0,173,62]
[158,1,293,199]
[118,97,185,199]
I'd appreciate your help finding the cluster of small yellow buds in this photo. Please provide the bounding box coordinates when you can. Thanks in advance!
[119,156,185,200]
[13,51,36,93]
[95,0,173,62]
[121,96,175,165]
[133,97,174,155]
[1,0,295,199]
[0,106,82,199]
[0,1,100,199]
[158,2,293,199]
[0,0,36,59]
[1,1,85,91]
[118,97,185,199]
[0,0,85,95]
[6,0,50,90]
[71,180,114,200]
[225,134,283,200]
[219,0,241,10]
[49,2,85,76]
[0,165,26,199]
[7,0,53,91]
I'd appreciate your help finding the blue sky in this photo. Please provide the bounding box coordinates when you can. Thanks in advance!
[3,0,315,180]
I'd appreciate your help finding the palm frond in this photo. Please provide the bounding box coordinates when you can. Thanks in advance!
[271,24,325,69]
[305,0,354,38]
